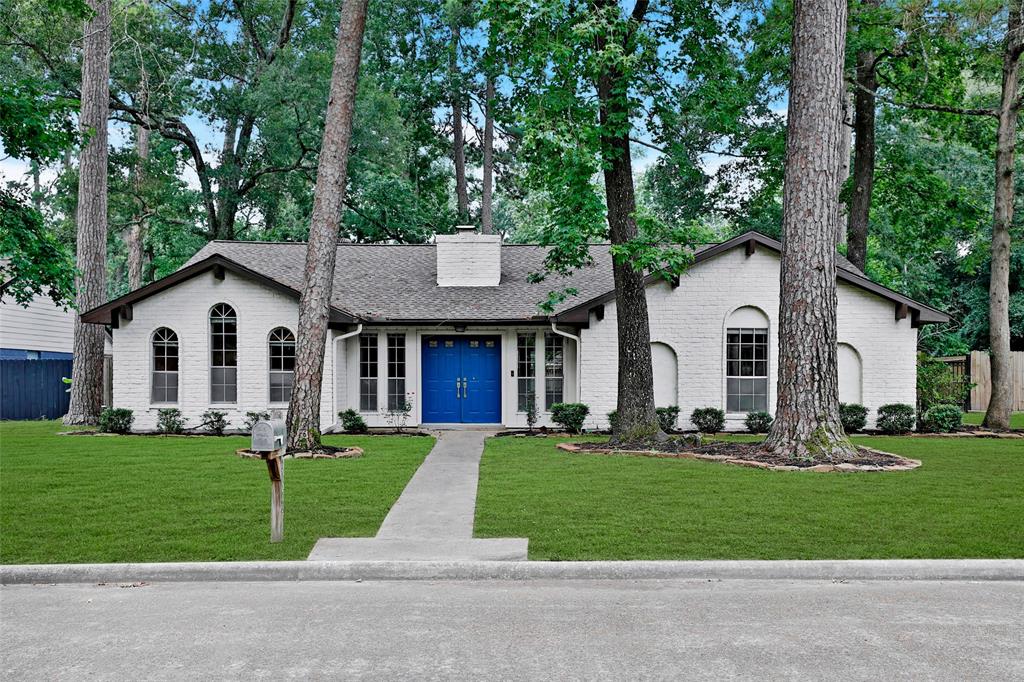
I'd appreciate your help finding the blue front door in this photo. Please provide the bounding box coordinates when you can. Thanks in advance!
[421,336,501,424]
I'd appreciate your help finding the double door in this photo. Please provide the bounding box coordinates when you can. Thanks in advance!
[421,336,501,423]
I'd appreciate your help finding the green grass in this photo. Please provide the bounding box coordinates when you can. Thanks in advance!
[0,420,434,564]
[475,434,1024,560]
[962,411,1024,429]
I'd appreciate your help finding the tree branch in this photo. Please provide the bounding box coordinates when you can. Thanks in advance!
[846,76,998,118]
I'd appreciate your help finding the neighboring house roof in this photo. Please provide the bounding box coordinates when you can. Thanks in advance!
[81,231,950,326]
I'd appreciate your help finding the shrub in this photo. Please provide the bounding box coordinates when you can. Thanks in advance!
[656,406,680,432]
[524,394,539,432]
[876,403,916,434]
[922,403,963,433]
[382,396,414,432]
[243,411,271,433]
[607,410,619,433]
[744,411,773,433]
[200,410,229,436]
[156,408,186,434]
[338,408,368,434]
[917,354,971,418]
[839,403,868,433]
[98,408,134,434]
[690,407,725,433]
[550,403,590,434]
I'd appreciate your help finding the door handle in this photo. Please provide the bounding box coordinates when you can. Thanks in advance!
[463,377,469,399]
[456,377,462,398]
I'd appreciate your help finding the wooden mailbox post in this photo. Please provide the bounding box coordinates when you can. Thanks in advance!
[251,419,287,543]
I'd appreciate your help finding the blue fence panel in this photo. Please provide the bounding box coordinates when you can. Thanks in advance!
[0,359,74,420]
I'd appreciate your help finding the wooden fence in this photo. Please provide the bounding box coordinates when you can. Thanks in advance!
[0,359,73,420]
[940,351,1024,412]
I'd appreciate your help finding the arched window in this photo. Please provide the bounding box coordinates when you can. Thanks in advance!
[651,342,678,407]
[725,306,769,413]
[838,343,863,404]
[269,327,295,403]
[151,327,179,403]
[210,303,237,403]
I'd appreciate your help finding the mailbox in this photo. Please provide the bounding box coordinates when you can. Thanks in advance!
[251,419,287,453]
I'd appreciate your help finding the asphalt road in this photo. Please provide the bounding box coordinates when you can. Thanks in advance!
[2,579,1022,680]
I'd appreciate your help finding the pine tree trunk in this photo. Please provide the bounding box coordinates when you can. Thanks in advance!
[127,117,149,290]
[64,0,110,425]
[762,0,856,460]
[30,160,42,212]
[597,66,663,444]
[845,30,877,272]
[480,75,495,235]
[983,4,1022,430]
[836,89,852,247]
[286,0,368,450]
[450,25,469,222]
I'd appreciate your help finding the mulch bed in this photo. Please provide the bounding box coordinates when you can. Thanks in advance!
[557,439,920,472]
[236,445,364,460]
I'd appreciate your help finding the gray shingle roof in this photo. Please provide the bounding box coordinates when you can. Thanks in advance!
[184,241,622,321]
[180,235,873,323]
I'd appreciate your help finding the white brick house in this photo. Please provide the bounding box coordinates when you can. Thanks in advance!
[82,228,947,432]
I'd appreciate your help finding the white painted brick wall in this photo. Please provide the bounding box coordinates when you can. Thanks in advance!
[579,248,918,431]
[111,270,334,432]
[435,229,502,286]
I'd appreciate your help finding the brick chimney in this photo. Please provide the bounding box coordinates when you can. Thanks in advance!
[435,225,501,287]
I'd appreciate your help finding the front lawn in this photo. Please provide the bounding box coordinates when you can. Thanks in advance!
[0,421,434,563]
[963,411,1024,429]
[474,434,1024,560]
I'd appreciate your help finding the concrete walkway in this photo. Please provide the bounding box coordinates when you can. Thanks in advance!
[308,430,528,561]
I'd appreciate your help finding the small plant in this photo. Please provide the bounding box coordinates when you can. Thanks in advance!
[339,408,368,434]
[156,408,186,434]
[876,403,916,434]
[550,403,590,434]
[243,410,271,433]
[98,408,134,434]
[382,396,414,432]
[744,410,773,433]
[839,403,868,433]
[656,406,680,432]
[922,404,963,433]
[200,410,229,436]
[525,394,539,432]
[607,409,619,433]
[917,354,971,417]
[690,407,725,433]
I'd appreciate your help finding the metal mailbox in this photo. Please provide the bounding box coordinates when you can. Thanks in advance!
[251,419,287,453]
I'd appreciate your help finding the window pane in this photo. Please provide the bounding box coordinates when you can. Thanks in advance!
[517,334,536,413]
[360,334,379,411]
[726,328,768,412]
[210,305,237,402]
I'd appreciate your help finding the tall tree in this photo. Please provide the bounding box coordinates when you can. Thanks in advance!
[287,0,369,450]
[480,73,495,234]
[762,0,857,459]
[492,0,743,442]
[446,1,471,222]
[844,0,879,271]
[64,0,111,425]
[984,1,1022,429]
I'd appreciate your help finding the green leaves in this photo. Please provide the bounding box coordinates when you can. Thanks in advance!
[0,185,77,308]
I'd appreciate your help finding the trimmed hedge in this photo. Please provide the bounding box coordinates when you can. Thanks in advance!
[550,403,590,434]
[744,411,773,433]
[690,407,725,433]
[877,403,915,434]
[338,409,368,434]
[98,408,134,434]
[839,403,868,433]
[656,406,680,432]
[922,404,963,433]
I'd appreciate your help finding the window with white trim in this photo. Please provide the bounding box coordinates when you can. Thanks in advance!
[544,332,564,409]
[268,327,295,403]
[151,327,179,403]
[387,333,406,410]
[210,303,237,403]
[359,333,378,412]
[516,333,535,412]
[726,327,768,412]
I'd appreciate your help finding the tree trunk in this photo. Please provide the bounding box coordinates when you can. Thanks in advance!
[845,0,879,273]
[64,0,110,426]
[286,0,369,450]
[450,25,469,222]
[127,117,150,290]
[983,4,1022,430]
[480,75,495,235]
[836,89,852,247]
[596,67,663,444]
[762,0,856,460]
[30,160,42,212]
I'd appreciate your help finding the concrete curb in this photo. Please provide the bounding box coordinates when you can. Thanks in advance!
[2,559,1022,585]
